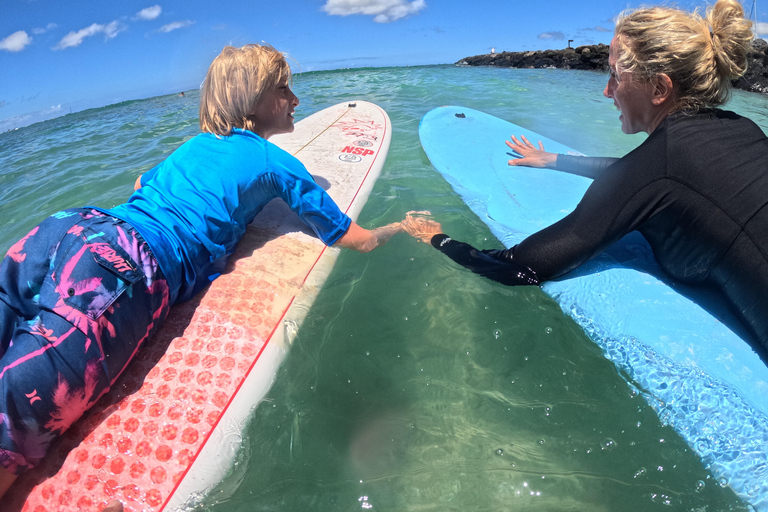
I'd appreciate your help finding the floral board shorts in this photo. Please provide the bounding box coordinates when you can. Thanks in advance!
[0,208,170,474]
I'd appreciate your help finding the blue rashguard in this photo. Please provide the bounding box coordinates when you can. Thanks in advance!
[99,128,351,304]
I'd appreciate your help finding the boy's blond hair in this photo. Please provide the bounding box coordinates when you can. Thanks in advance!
[200,44,291,136]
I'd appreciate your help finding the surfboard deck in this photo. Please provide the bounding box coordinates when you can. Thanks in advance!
[419,105,768,509]
[12,100,391,512]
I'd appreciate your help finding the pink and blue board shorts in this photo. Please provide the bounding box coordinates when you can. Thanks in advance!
[0,208,170,474]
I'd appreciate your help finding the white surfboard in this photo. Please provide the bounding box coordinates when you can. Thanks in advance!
[13,101,391,512]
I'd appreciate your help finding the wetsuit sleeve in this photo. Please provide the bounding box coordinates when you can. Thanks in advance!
[428,130,662,286]
[430,234,540,286]
[555,155,619,179]
[512,133,665,280]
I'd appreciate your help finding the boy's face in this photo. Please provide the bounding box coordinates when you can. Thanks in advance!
[251,78,299,139]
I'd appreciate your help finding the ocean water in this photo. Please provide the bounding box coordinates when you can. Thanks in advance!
[2,64,768,511]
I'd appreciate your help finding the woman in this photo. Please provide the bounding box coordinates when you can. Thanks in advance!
[404,0,768,358]
[0,43,404,499]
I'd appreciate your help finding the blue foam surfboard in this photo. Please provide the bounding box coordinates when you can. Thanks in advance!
[419,105,768,508]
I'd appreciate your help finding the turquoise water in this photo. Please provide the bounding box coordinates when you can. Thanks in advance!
[2,65,768,510]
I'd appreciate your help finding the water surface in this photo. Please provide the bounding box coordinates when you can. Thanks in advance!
[2,65,767,511]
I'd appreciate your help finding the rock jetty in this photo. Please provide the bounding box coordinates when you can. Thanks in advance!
[457,39,768,95]
[457,44,612,72]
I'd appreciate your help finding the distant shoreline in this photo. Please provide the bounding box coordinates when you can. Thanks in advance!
[457,39,768,95]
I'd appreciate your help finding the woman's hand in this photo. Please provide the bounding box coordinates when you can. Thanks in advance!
[403,211,443,243]
[506,135,557,168]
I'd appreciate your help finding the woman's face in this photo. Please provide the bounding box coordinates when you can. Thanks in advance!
[251,77,299,140]
[603,37,658,135]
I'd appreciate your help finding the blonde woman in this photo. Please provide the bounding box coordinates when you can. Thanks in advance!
[0,44,403,499]
[405,0,768,359]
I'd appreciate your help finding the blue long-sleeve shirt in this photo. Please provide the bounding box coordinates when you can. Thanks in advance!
[99,128,350,304]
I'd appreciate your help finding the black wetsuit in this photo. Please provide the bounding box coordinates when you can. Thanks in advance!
[433,109,768,355]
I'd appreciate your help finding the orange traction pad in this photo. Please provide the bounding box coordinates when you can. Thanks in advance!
[12,224,324,512]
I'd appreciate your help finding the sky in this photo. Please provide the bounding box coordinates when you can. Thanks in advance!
[2,0,766,131]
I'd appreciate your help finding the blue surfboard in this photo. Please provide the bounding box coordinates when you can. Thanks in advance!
[419,105,768,508]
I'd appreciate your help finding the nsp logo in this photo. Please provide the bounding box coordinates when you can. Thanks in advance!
[340,146,375,156]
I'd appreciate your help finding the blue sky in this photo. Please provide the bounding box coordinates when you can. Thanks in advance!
[2,0,765,130]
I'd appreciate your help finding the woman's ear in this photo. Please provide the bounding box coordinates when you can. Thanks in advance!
[652,73,675,105]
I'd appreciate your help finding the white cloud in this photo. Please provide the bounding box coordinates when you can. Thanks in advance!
[158,20,195,33]
[538,31,565,40]
[0,104,65,131]
[0,113,32,131]
[322,0,426,23]
[102,21,124,39]
[137,5,162,21]
[32,23,58,35]
[756,22,768,37]
[54,21,126,50]
[0,30,32,52]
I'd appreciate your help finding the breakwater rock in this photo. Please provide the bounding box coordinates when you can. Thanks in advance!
[457,39,768,95]
[735,38,768,94]
[456,44,611,72]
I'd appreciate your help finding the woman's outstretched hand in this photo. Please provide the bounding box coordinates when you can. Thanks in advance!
[506,135,557,168]
[403,210,443,243]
